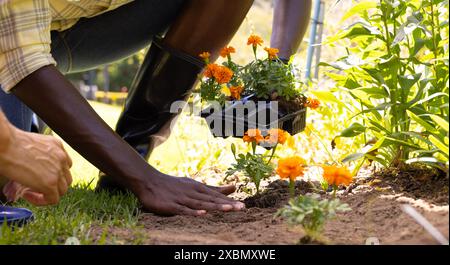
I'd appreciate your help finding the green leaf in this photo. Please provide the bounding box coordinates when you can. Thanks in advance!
[407,110,439,134]
[406,157,448,171]
[214,149,222,160]
[341,1,378,22]
[230,143,236,157]
[411,92,449,107]
[356,87,389,99]
[343,22,382,39]
[430,115,449,133]
[341,153,365,163]
[367,137,387,152]
[385,137,421,149]
[340,123,366,137]
[310,90,351,111]
[429,135,449,156]
[399,74,421,92]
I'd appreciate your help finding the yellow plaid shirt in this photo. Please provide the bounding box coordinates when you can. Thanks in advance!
[0,0,132,92]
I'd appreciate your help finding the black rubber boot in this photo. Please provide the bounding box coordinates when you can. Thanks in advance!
[96,37,205,193]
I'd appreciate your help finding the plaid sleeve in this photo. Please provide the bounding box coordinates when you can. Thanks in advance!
[0,0,56,92]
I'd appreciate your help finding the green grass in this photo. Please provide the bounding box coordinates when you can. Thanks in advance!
[1,185,141,244]
[0,102,143,245]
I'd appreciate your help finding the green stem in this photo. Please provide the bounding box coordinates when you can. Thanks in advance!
[380,1,399,134]
[430,2,439,68]
[332,185,337,199]
[251,141,257,155]
[360,100,367,144]
[289,179,295,197]
[267,143,278,164]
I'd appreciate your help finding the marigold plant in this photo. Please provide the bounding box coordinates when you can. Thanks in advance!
[265,128,289,145]
[220,46,236,59]
[321,165,353,197]
[264,47,280,60]
[241,35,304,101]
[276,156,306,196]
[243,128,264,144]
[227,128,296,194]
[199,56,235,104]
[247,34,264,57]
[276,194,351,243]
[229,85,244,100]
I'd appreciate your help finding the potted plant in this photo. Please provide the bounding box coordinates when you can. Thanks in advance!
[198,35,320,139]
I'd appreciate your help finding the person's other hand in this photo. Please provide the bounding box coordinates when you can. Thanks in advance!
[0,111,73,205]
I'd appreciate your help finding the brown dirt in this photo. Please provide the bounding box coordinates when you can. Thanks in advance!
[92,168,449,245]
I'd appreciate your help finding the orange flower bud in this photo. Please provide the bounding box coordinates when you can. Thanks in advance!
[264,47,280,60]
[220,46,236,58]
[243,129,264,144]
[229,85,244,100]
[247,35,264,47]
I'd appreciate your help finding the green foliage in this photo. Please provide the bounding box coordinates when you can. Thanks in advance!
[325,0,449,170]
[276,194,351,241]
[241,58,302,100]
[199,78,227,105]
[226,143,275,194]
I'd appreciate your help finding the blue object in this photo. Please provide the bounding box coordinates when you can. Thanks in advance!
[0,206,34,227]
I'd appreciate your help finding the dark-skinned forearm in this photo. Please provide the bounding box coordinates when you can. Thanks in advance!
[271,0,312,59]
[12,66,153,195]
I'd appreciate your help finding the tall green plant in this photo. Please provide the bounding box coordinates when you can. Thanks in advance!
[323,0,449,171]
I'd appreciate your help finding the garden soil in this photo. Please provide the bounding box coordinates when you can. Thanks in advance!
[94,167,449,245]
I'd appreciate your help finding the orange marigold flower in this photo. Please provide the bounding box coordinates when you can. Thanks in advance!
[203,63,220,78]
[265,128,289,145]
[305,97,320,109]
[276,156,306,181]
[199,52,210,61]
[220,46,236,58]
[229,85,244,100]
[213,65,234,84]
[322,165,353,187]
[264,47,279,60]
[247,34,264,47]
[243,129,264,143]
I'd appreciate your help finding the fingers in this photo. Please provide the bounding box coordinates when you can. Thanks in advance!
[63,167,73,188]
[173,204,207,216]
[180,197,234,212]
[22,191,49,206]
[195,184,245,211]
[190,192,237,207]
[59,142,73,168]
[42,187,60,205]
[206,184,236,195]
[57,174,68,197]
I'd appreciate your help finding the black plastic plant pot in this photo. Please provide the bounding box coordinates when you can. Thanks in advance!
[200,95,307,138]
